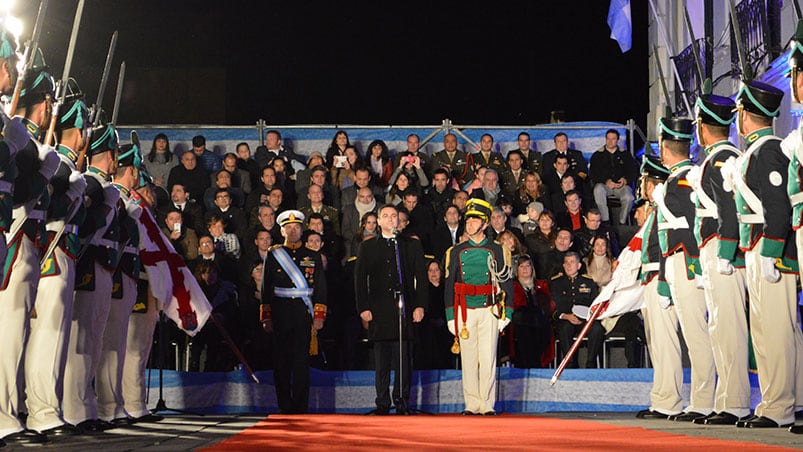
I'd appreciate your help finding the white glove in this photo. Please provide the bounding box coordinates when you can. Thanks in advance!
[497,317,511,333]
[65,170,87,204]
[720,157,737,193]
[38,145,59,180]
[447,319,456,336]
[694,274,704,289]
[124,198,142,220]
[760,256,781,283]
[717,258,734,275]
[2,117,29,157]
[658,295,672,309]
[652,183,666,206]
[686,165,702,190]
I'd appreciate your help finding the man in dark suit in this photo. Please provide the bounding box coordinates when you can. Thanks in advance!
[429,205,464,261]
[355,205,428,415]
[542,132,589,183]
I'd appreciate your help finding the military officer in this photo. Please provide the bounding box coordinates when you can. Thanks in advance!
[261,210,327,414]
[444,198,513,415]
[25,78,88,436]
[471,133,508,174]
[430,133,474,187]
[654,117,715,422]
[549,251,603,368]
[635,156,686,421]
[727,80,801,429]
[62,119,121,432]
[687,94,750,425]
[0,54,59,445]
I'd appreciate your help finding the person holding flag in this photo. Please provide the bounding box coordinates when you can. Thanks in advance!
[261,210,327,414]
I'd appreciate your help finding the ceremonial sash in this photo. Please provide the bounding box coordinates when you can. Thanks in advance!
[272,246,314,317]
[695,144,740,218]
[731,136,779,224]
[654,176,690,230]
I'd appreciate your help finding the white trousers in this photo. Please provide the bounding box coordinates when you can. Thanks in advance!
[641,277,683,415]
[122,286,159,418]
[456,307,499,413]
[97,273,137,421]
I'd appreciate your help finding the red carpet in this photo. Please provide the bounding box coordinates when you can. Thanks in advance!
[202,414,797,451]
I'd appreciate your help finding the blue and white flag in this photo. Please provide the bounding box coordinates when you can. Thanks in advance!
[607,0,632,53]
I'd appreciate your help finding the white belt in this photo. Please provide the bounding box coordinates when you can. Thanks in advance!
[737,213,764,224]
[657,217,689,230]
[641,262,659,272]
[47,221,78,235]
[695,207,717,218]
[27,209,45,221]
[123,245,137,254]
[791,191,803,207]
[274,287,314,298]
[90,237,118,248]
[0,180,11,193]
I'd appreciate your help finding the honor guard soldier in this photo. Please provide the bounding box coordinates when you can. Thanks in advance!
[654,117,715,423]
[444,198,513,415]
[98,134,143,424]
[430,133,474,187]
[0,21,22,281]
[725,80,801,429]
[0,52,59,445]
[62,118,121,433]
[635,156,688,421]
[261,210,327,414]
[687,94,750,425]
[784,19,803,436]
[25,78,88,437]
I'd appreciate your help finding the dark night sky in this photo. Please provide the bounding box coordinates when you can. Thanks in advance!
[23,0,648,128]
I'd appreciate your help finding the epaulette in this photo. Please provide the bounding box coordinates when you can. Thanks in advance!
[550,273,563,280]
[268,244,282,251]
[346,256,357,263]
[581,273,592,278]
[424,254,434,260]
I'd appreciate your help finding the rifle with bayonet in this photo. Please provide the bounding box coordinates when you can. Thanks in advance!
[76,30,118,171]
[5,0,47,116]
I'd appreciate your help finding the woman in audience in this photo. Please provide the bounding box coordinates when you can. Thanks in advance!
[385,172,413,206]
[325,130,350,168]
[348,211,379,258]
[188,261,240,372]
[364,139,393,189]
[388,152,428,192]
[498,230,528,265]
[143,133,178,190]
[272,157,296,208]
[525,210,557,278]
[207,215,241,260]
[515,171,550,215]
[331,145,364,191]
[463,166,486,193]
[584,235,614,287]
[414,260,453,370]
[511,255,552,368]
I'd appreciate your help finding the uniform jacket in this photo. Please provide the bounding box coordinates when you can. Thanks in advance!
[549,273,599,320]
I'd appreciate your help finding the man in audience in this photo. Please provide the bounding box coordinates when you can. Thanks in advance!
[542,132,588,183]
[590,129,637,225]
[500,150,527,200]
[471,133,507,174]
[205,188,247,238]
[168,182,206,234]
[514,131,543,175]
[246,166,279,215]
[222,152,252,195]
[574,208,620,257]
[236,141,261,189]
[341,167,383,210]
[394,134,432,187]
[424,168,457,225]
[168,151,211,206]
[191,135,222,174]
[301,184,341,236]
[431,133,473,187]
[556,190,586,231]
[469,168,505,207]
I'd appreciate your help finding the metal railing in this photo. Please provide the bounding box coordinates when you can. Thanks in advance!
[729,0,773,80]
[672,38,708,116]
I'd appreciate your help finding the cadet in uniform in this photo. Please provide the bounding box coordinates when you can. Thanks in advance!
[62,119,121,432]
[654,117,715,422]
[549,251,602,368]
[25,78,88,436]
[430,133,474,187]
[261,210,327,414]
[636,156,685,420]
[688,94,750,425]
[444,198,513,415]
[729,80,802,428]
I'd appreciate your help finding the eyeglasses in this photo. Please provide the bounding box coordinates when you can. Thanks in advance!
[216,195,230,199]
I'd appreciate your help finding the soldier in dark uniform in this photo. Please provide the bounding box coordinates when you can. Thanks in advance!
[471,133,507,174]
[654,117,715,422]
[514,132,543,176]
[688,94,750,425]
[542,132,589,183]
[430,133,474,187]
[260,210,327,414]
[549,251,602,368]
[354,204,428,415]
[729,80,801,429]
[62,119,121,432]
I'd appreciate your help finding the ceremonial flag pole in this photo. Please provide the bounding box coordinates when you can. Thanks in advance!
[550,301,609,386]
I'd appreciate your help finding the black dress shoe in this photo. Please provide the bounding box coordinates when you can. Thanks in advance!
[77,419,113,433]
[735,415,757,428]
[111,417,135,427]
[669,411,710,422]
[365,407,390,415]
[697,412,739,425]
[41,423,83,436]
[3,429,48,444]
[482,411,498,416]
[635,409,670,419]
[134,413,164,423]
[741,416,792,428]
[461,410,479,416]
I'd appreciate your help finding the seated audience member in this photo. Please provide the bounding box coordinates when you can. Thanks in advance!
[272,157,296,208]
[307,212,343,263]
[167,182,206,234]
[364,139,394,189]
[551,173,594,215]
[295,152,326,202]
[192,235,238,283]
[236,141,261,190]
[168,150,211,207]
[555,190,586,231]
[393,134,432,189]
[298,165,340,210]
[207,215,241,260]
[463,166,486,194]
[414,260,453,370]
[429,205,464,261]
[574,208,620,258]
[388,152,429,194]
[239,228,272,287]
[497,198,522,232]
[162,208,199,261]
[341,167,384,210]
[542,153,572,195]
[544,228,576,278]
[452,190,469,214]
[401,191,434,242]
[386,172,414,206]
[301,184,341,236]
[265,187,286,217]
[519,201,544,237]
[589,129,637,225]
[325,130,351,175]
[221,152,252,194]
[347,211,379,259]
[191,134,222,174]
[188,261,239,371]
[469,168,506,207]
[424,168,457,224]
[497,230,528,264]
[255,129,306,175]
[204,169,245,210]
[330,145,364,191]
[500,149,527,200]
[430,132,473,188]
[512,255,552,368]
[247,204,283,245]
[205,188,247,238]
[514,170,551,215]
[342,187,381,254]
[246,166,279,215]
[525,210,558,279]
[550,252,603,369]
[303,229,328,270]
[486,205,524,244]
[143,133,177,190]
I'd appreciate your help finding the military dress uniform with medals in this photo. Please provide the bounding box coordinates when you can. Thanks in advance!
[549,270,602,368]
[97,138,143,422]
[636,156,685,419]
[443,198,513,415]
[431,148,473,187]
[688,94,751,423]
[25,78,89,435]
[261,210,327,414]
[0,62,60,442]
[654,118,716,420]
[62,122,122,430]
[728,81,803,428]
[471,150,507,175]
